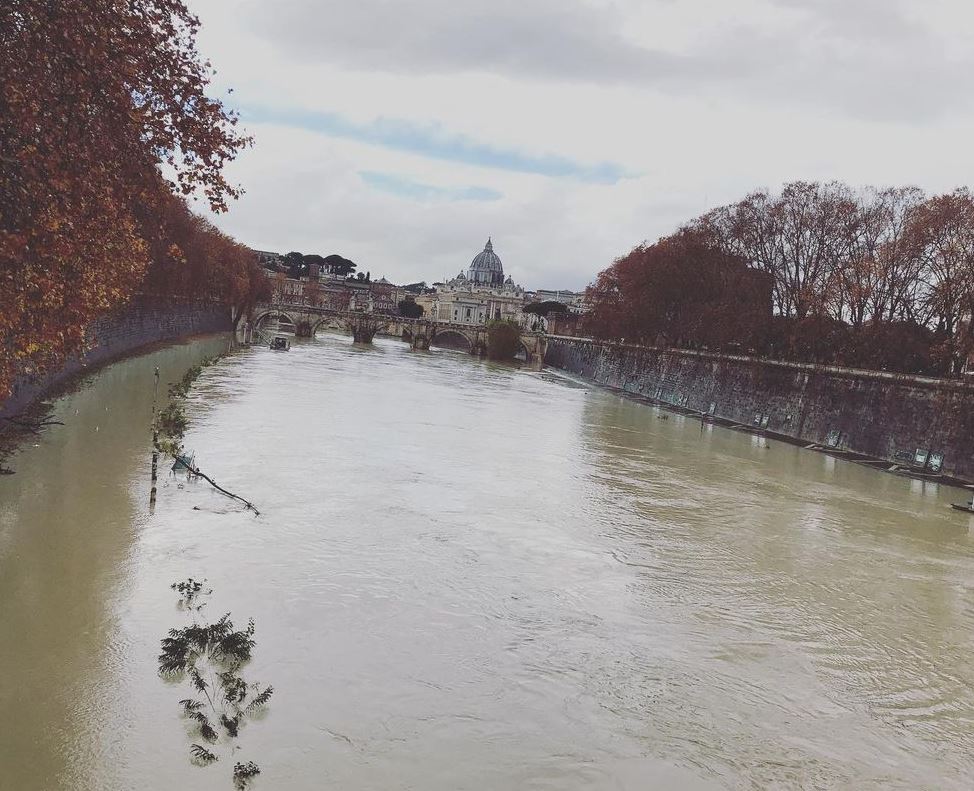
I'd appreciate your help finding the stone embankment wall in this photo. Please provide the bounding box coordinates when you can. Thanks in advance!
[545,337,974,483]
[1,297,231,419]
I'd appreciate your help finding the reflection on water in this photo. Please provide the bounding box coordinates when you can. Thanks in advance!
[2,333,973,790]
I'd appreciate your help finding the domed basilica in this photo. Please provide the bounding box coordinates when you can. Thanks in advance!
[448,238,521,292]
[465,238,505,286]
[419,238,528,326]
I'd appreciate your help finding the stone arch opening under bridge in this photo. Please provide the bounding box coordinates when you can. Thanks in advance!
[253,310,297,336]
[310,316,354,338]
[429,329,475,352]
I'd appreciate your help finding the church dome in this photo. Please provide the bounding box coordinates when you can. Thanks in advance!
[467,238,504,285]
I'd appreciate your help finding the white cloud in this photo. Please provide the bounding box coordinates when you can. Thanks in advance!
[189,0,974,290]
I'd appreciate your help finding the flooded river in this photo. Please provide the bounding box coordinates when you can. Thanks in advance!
[2,333,974,790]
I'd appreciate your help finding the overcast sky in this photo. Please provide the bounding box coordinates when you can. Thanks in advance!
[190,0,974,290]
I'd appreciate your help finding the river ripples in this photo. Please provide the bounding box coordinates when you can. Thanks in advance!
[2,333,974,790]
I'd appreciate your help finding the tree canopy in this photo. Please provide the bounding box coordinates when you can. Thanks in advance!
[486,319,522,360]
[1,0,259,398]
[523,301,570,317]
[398,298,425,318]
[586,182,974,375]
[586,228,771,350]
[323,254,357,277]
[283,252,307,278]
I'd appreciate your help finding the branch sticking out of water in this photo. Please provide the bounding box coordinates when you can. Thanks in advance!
[185,462,261,516]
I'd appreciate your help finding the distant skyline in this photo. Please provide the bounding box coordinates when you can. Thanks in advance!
[191,0,974,290]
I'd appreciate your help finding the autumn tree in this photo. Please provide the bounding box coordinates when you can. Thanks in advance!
[687,181,966,374]
[906,189,974,374]
[585,228,770,350]
[822,186,926,328]
[1,0,251,399]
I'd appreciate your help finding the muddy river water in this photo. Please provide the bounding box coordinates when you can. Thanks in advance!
[2,333,974,790]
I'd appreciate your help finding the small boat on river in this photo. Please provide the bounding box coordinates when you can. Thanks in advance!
[950,501,974,514]
[270,336,291,351]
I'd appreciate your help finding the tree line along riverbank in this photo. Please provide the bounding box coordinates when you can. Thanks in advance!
[584,182,974,378]
[1,1,269,407]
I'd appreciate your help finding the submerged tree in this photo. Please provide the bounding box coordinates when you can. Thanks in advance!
[486,319,522,360]
[158,579,273,789]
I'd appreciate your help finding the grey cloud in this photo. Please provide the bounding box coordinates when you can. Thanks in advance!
[250,0,683,82]
[244,0,972,121]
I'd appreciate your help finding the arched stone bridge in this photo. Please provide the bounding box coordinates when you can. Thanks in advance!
[250,302,547,366]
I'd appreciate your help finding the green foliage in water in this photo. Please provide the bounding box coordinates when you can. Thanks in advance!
[159,579,273,789]
[157,401,188,444]
[154,355,223,457]
[486,319,522,361]
[233,762,261,790]
[168,363,204,399]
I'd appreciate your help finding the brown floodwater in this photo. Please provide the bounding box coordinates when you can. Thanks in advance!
[2,333,974,790]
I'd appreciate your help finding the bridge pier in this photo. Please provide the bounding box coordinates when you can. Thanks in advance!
[352,324,378,344]
[411,334,430,351]
[524,337,547,370]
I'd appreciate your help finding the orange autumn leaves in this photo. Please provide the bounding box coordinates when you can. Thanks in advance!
[0,0,260,398]
[586,183,974,376]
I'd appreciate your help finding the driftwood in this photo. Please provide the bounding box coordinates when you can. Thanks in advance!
[176,457,261,517]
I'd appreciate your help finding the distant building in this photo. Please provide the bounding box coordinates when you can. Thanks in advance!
[265,265,403,315]
[253,249,283,269]
[517,288,590,335]
[370,277,399,314]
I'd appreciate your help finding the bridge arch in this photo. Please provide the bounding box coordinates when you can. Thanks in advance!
[310,316,351,337]
[254,310,297,333]
[430,328,475,351]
